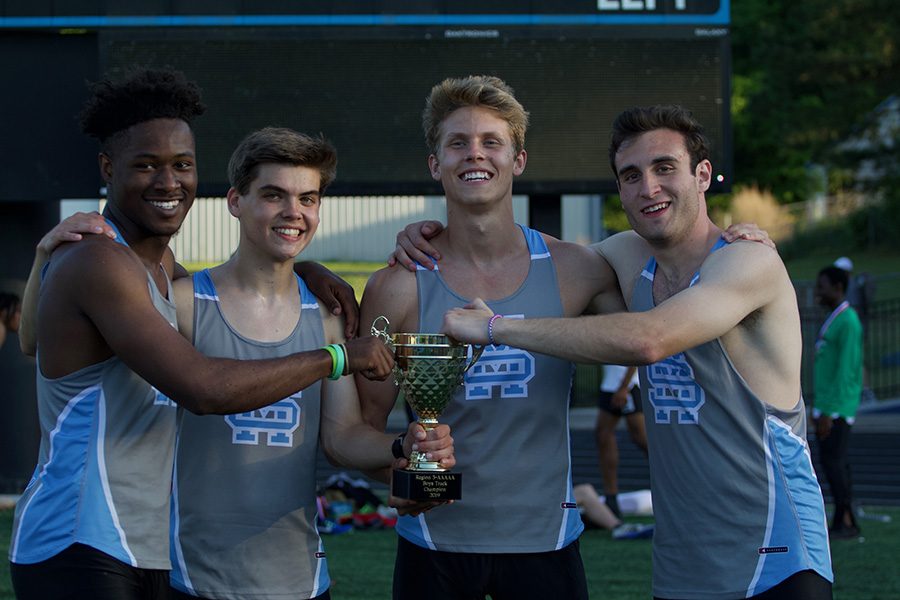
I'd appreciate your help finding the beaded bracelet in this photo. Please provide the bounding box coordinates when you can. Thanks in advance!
[322,344,344,380]
[488,314,504,346]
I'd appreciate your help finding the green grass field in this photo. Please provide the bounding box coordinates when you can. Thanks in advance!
[3,508,899,599]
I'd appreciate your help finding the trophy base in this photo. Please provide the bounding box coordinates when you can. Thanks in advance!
[393,469,462,501]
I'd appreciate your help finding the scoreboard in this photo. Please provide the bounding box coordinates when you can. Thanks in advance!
[0,1,731,199]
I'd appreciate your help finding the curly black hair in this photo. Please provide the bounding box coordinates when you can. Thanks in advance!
[78,68,206,146]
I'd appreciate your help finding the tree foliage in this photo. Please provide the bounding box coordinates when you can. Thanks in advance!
[731,0,900,203]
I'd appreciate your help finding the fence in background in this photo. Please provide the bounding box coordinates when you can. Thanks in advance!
[170,195,449,264]
[799,298,900,405]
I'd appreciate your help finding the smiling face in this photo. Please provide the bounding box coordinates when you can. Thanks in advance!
[100,118,197,239]
[428,106,526,207]
[614,128,711,245]
[228,163,322,262]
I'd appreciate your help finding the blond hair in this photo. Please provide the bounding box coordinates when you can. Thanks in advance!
[422,75,529,155]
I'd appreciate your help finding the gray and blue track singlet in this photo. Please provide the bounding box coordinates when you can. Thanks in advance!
[169,269,329,600]
[10,221,179,569]
[633,238,832,599]
[398,224,583,553]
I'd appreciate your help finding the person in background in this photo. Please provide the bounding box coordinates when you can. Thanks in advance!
[595,364,648,519]
[573,483,653,540]
[833,256,875,336]
[0,292,21,349]
[813,265,864,540]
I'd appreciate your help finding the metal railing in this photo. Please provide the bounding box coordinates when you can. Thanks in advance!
[800,298,900,405]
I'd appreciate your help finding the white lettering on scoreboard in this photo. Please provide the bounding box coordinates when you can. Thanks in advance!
[598,0,688,10]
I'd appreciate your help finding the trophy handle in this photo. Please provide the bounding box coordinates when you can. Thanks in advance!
[465,345,485,373]
[371,315,392,345]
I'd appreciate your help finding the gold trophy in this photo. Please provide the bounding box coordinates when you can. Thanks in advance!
[372,316,482,501]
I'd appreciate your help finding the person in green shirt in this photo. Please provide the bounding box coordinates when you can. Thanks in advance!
[813,264,864,539]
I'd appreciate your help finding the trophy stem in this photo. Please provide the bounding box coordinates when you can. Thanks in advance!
[409,418,446,471]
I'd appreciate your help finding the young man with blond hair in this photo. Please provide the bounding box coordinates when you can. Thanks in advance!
[359,74,634,600]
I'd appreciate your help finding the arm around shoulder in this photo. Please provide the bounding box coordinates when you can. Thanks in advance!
[56,242,337,415]
[544,236,624,316]
[480,241,787,366]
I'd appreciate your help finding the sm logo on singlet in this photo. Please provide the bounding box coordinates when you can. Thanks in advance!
[646,353,705,424]
[152,386,176,407]
[465,344,536,400]
[225,395,302,447]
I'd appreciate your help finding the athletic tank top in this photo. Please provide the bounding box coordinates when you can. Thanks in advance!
[11,222,178,569]
[397,224,583,553]
[633,238,832,598]
[170,269,329,600]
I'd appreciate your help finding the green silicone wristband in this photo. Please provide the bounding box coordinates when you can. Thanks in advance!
[323,345,341,380]
[328,344,344,380]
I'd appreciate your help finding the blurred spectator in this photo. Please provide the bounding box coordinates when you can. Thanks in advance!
[573,483,653,540]
[833,256,877,402]
[814,265,864,539]
[0,291,38,497]
[595,365,648,519]
[833,256,875,334]
[0,292,21,348]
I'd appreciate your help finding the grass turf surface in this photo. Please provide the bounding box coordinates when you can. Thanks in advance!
[3,508,899,599]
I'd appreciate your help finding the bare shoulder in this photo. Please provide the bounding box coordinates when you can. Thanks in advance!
[593,231,650,272]
[319,298,348,344]
[544,236,620,315]
[363,264,417,302]
[360,264,418,332]
[172,274,193,299]
[48,235,145,288]
[37,237,163,376]
[704,238,787,282]
[544,235,607,269]
[701,240,797,332]
[591,231,652,307]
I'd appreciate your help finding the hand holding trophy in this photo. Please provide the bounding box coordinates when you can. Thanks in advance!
[372,316,482,501]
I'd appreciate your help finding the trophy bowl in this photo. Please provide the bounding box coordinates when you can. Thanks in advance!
[392,333,472,425]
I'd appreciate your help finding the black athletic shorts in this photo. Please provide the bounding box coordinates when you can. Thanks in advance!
[10,543,170,600]
[597,387,642,417]
[393,536,588,600]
